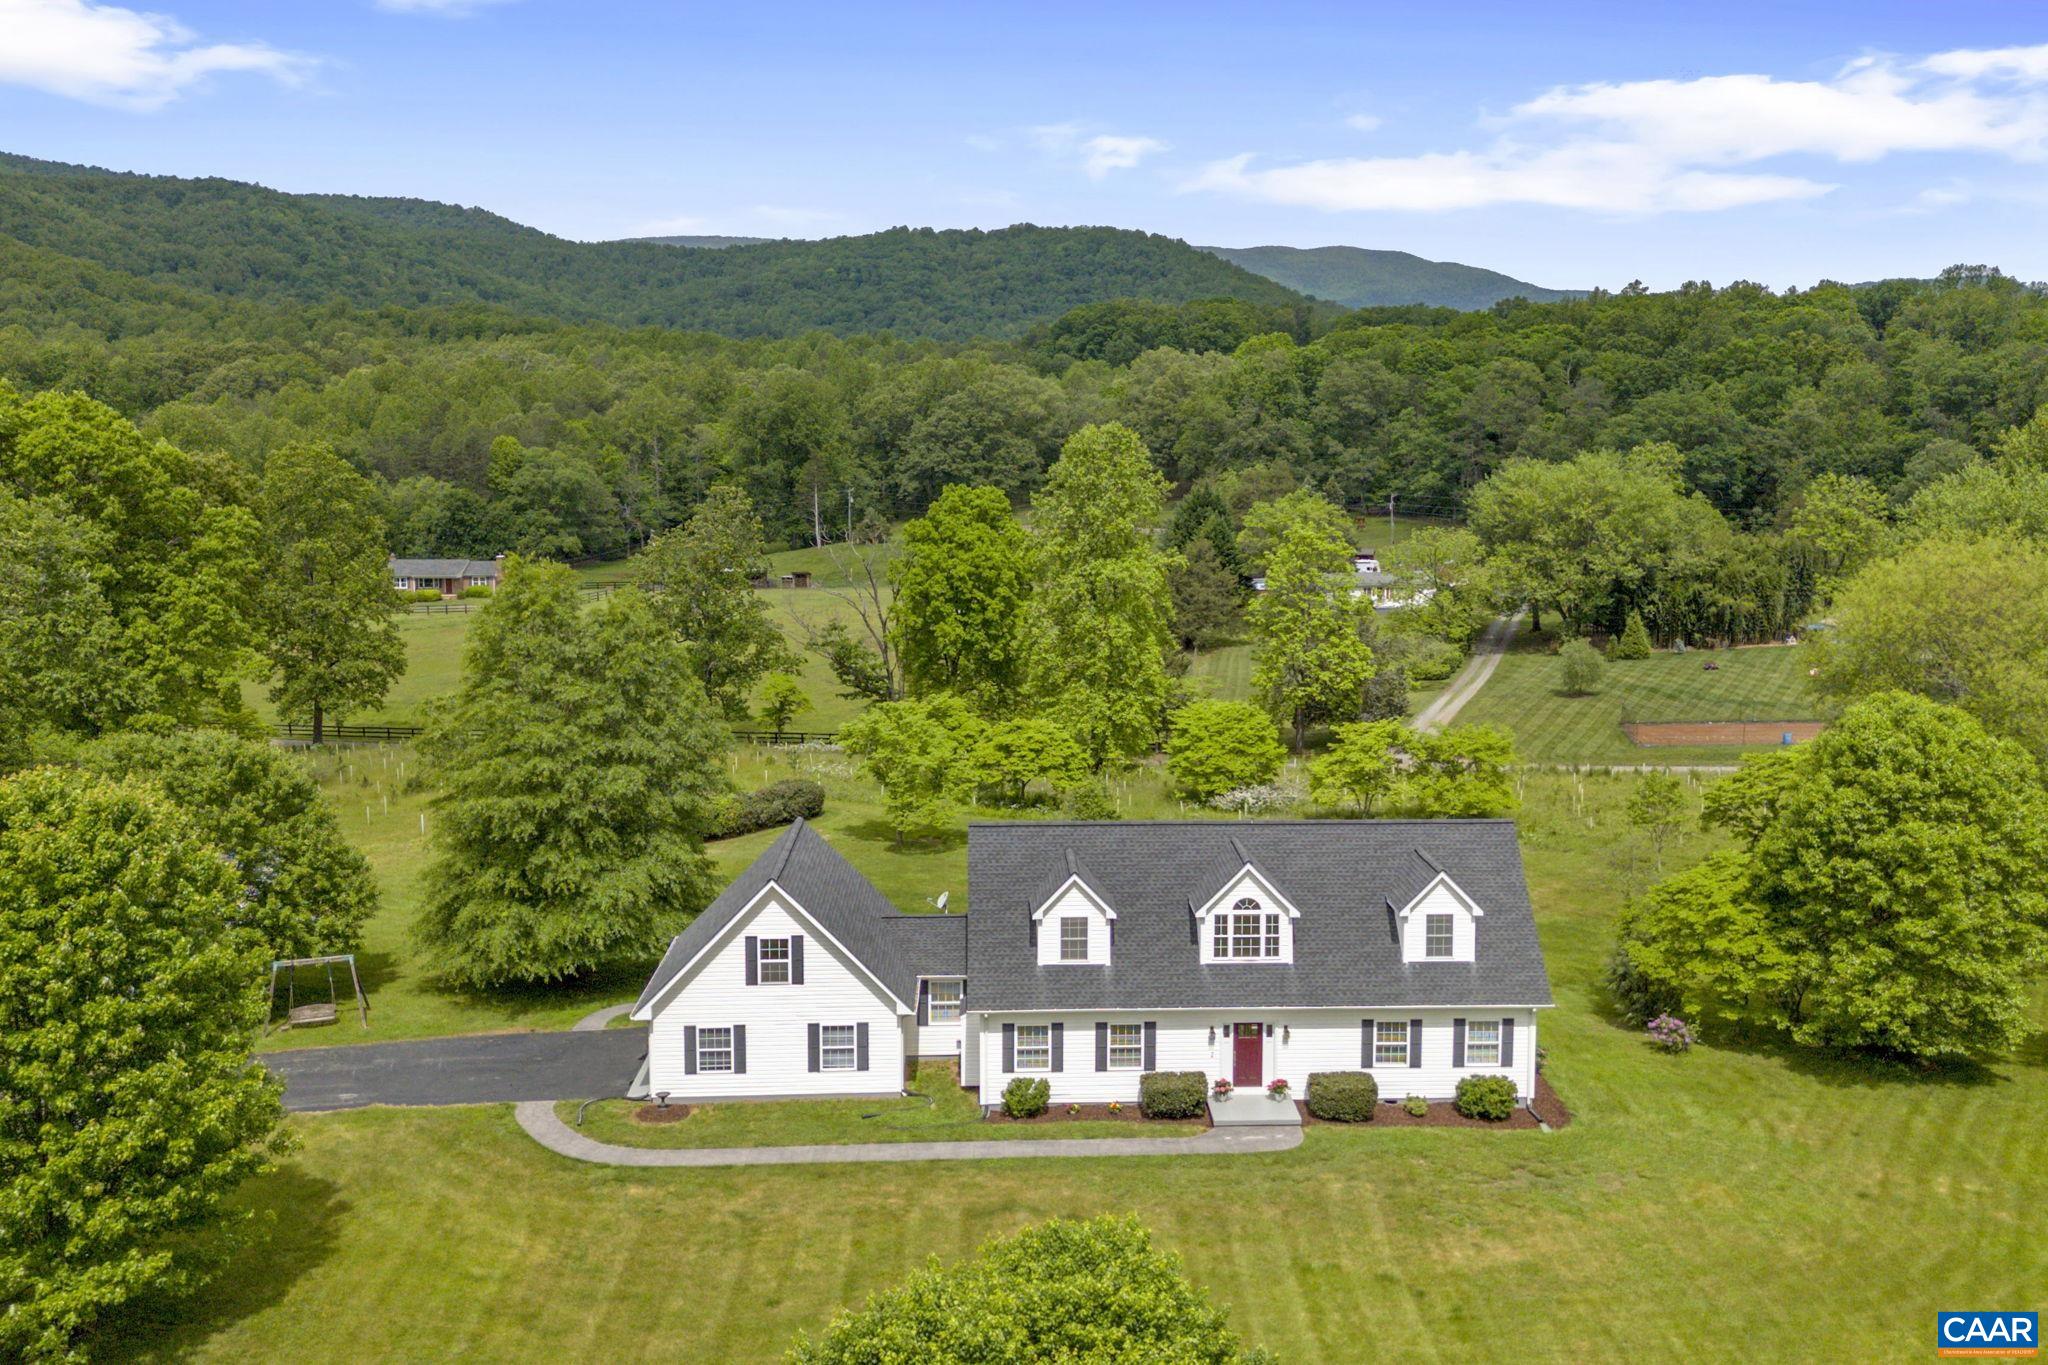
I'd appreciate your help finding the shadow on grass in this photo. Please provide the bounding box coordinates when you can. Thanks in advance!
[95,1165,347,1361]
[420,960,652,1023]
[842,817,967,855]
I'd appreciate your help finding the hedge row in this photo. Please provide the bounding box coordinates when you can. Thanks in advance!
[709,779,826,840]
[1305,1071,1378,1122]
[1138,1071,1207,1119]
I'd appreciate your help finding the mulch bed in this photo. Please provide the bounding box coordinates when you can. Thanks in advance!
[1624,720,1824,747]
[983,1103,1205,1129]
[632,1103,693,1124]
[1296,1074,1571,1130]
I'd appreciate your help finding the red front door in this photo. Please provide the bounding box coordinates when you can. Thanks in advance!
[1232,1023,1263,1086]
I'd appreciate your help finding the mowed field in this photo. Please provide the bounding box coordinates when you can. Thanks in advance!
[133,769,2048,1362]
[1454,627,1820,765]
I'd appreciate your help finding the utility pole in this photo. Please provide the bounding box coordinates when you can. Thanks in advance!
[846,489,854,544]
[1387,493,1397,539]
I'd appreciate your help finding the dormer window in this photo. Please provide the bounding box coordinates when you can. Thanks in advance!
[1059,916,1089,961]
[1425,914,1453,958]
[1213,897,1283,960]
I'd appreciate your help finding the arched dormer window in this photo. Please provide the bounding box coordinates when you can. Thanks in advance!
[1212,896,1282,960]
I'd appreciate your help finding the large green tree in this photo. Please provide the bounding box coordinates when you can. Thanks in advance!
[890,484,1034,708]
[1811,536,2048,759]
[78,730,378,958]
[632,483,796,720]
[838,695,984,845]
[1245,506,1376,749]
[1026,425,1178,768]
[0,767,285,1361]
[416,560,728,987]
[1165,699,1287,802]
[0,489,123,765]
[1617,692,2048,1059]
[257,442,405,743]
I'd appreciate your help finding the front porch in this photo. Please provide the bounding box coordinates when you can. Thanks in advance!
[1206,1087,1302,1128]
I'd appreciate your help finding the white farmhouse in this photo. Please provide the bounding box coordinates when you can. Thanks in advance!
[631,818,1552,1111]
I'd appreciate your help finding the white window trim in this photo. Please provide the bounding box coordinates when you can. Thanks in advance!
[820,1023,858,1071]
[1466,1020,1501,1067]
[1058,916,1090,962]
[1015,1023,1051,1072]
[927,980,963,1023]
[1213,898,1283,960]
[1424,914,1454,959]
[1374,1020,1409,1068]
[1107,1022,1144,1071]
[697,1025,735,1074]
[759,936,792,984]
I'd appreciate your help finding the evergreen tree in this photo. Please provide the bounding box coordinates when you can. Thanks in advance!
[257,442,405,743]
[1610,609,1653,660]
[632,483,795,719]
[416,560,728,987]
[1169,537,1244,650]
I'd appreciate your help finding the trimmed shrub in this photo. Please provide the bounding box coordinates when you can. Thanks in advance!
[459,582,494,599]
[399,587,443,603]
[1453,1075,1518,1121]
[1138,1070,1208,1119]
[1609,609,1652,660]
[1304,1071,1378,1122]
[1002,1077,1049,1119]
[1402,1094,1429,1117]
[707,778,826,840]
[1557,638,1604,695]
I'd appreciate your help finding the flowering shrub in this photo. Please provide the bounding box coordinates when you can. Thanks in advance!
[1106,1101,1122,1115]
[1266,1078,1290,1097]
[1065,1103,1081,1116]
[1647,1014,1696,1053]
[1206,778,1307,816]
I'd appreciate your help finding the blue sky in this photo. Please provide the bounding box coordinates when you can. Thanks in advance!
[5,0,2048,290]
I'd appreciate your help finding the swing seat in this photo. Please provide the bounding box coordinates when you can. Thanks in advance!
[287,1002,339,1027]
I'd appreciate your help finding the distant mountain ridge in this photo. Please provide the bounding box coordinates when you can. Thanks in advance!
[636,235,776,249]
[1201,243,1582,311]
[0,152,1320,341]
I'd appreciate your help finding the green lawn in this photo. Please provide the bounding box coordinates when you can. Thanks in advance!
[1187,643,1254,702]
[559,1061,1200,1148]
[1454,627,1820,764]
[129,768,2048,1362]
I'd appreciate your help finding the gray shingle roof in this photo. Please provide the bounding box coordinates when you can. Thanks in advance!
[965,820,1553,1011]
[389,556,501,578]
[880,914,967,977]
[633,819,920,1014]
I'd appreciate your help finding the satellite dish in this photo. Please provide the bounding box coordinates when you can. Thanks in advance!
[930,891,951,912]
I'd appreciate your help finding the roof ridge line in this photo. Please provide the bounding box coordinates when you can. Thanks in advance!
[767,817,806,883]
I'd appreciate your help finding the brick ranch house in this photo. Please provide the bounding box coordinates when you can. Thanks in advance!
[630,818,1553,1111]
[389,555,503,596]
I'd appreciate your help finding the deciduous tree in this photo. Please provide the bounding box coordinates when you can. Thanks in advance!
[891,485,1033,708]
[1309,718,1407,815]
[1165,700,1286,802]
[633,483,796,719]
[1247,509,1376,749]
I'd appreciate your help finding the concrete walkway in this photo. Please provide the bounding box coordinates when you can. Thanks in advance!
[1413,612,1522,733]
[572,1003,636,1031]
[515,1101,1303,1168]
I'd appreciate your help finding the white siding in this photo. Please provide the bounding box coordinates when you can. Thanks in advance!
[961,1014,982,1087]
[913,978,966,1059]
[970,1008,1538,1106]
[1034,882,1113,966]
[645,894,906,1099]
[1197,868,1296,965]
[1400,879,1479,963]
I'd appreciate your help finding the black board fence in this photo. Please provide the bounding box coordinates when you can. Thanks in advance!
[275,721,838,747]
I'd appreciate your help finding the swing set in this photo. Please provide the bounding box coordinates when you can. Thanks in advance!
[266,954,369,1032]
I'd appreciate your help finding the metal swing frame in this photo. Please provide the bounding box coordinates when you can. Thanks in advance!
[266,954,369,1032]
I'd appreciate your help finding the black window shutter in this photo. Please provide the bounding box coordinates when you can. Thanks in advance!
[744,936,758,986]
[807,1022,820,1073]
[734,1024,747,1074]
[1050,1022,1064,1073]
[1361,1018,1373,1068]
[1501,1018,1515,1068]
[856,1021,870,1071]
[1095,1021,1109,1071]
[1002,1022,1015,1071]
[1143,1021,1157,1071]
[684,1024,698,1075]
[1452,1018,1467,1068]
[1409,1018,1423,1068]
[917,980,930,1025]
[790,935,805,985]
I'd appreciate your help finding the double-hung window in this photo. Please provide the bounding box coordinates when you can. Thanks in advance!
[1107,1022,1144,1070]
[1424,914,1454,959]
[1214,898,1282,959]
[1059,916,1090,962]
[928,980,963,1023]
[1374,1019,1409,1067]
[1466,1020,1501,1066]
[819,1024,858,1071]
[1015,1023,1051,1071]
[697,1026,735,1073]
[758,937,792,983]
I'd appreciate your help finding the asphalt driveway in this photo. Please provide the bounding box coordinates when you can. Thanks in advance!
[265,1028,647,1112]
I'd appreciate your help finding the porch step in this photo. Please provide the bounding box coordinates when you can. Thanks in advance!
[1206,1090,1303,1127]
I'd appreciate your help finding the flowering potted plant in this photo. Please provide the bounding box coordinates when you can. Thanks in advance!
[1212,1077,1234,1098]
[1267,1077,1291,1100]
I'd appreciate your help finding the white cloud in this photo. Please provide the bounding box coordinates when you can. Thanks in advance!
[1031,123,1168,178]
[1344,113,1383,132]
[375,0,516,14]
[1189,46,2048,215]
[0,0,310,110]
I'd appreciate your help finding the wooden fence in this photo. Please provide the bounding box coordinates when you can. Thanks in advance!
[276,721,425,743]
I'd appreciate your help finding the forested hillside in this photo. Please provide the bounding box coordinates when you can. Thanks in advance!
[0,153,1314,340]
[1204,243,1582,310]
